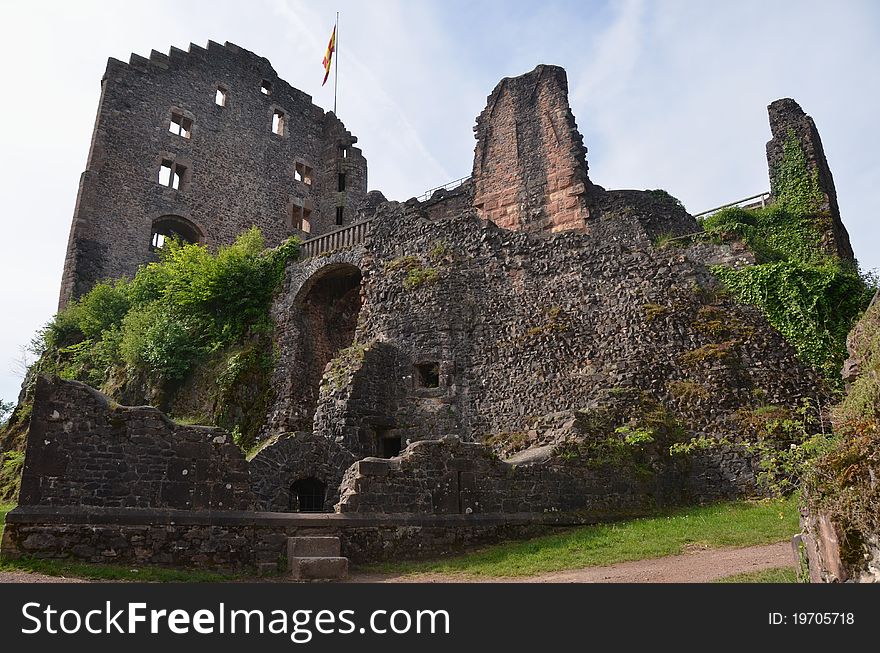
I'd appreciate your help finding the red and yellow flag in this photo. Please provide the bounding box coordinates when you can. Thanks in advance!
[322,25,336,86]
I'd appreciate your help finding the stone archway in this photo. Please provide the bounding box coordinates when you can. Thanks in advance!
[294,262,362,426]
[261,248,369,435]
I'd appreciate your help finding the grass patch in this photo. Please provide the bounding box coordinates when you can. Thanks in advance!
[714,566,798,583]
[363,498,798,578]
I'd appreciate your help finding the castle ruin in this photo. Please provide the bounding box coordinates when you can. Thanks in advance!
[2,41,855,578]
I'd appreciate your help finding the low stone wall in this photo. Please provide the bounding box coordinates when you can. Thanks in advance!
[336,437,758,516]
[20,376,253,511]
[1,506,597,569]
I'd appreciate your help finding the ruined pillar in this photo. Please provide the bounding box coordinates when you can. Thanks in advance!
[766,98,854,261]
[471,65,591,233]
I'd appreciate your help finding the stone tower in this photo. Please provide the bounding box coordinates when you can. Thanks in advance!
[59,41,368,308]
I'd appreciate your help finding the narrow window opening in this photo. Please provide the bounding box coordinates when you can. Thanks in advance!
[260,80,272,95]
[338,173,346,192]
[295,162,313,185]
[340,146,348,159]
[151,232,166,249]
[158,161,172,187]
[169,112,192,138]
[415,362,440,388]
[335,206,344,226]
[215,87,227,106]
[290,477,326,512]
[272,110,285,135]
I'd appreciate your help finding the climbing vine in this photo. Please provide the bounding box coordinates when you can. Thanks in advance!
[700,130,873,385]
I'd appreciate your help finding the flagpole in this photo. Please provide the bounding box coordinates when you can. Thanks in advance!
[333,11,339,115]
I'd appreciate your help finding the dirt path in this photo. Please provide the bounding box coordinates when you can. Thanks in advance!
[348,541,795,583]
[0,542,794,584]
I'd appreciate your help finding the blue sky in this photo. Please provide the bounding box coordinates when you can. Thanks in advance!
[1,0,878,405]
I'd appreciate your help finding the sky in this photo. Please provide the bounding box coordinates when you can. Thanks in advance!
[0,0,878,405]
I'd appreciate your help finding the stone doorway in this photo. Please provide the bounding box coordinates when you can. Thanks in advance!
[290,477,327,512]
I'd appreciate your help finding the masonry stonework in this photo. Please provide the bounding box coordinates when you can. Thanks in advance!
[766,98,853,261]
[60,41,367,308]
[472,65,592,233]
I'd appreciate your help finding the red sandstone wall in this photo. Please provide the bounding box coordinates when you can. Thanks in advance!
[472,65,590,233]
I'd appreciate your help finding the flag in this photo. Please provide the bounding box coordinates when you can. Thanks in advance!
[322,25,336,86]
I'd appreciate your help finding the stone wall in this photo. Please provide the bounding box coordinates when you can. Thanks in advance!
[336,437,663,515]
[248,432,357,512]
[335,436,757,516]
[293,197,825,459]
[20,376,253,510]
[472,65,592,233]
[766,98,853,261]
[59,40,367,307]
[1,506,588,568]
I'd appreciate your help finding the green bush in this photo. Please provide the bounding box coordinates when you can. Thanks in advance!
[40,228,299,388]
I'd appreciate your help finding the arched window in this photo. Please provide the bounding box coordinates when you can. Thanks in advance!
[290,477,327,512]
[150,215,203,251]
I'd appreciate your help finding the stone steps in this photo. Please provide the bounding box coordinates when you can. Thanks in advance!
[288,536,348,581]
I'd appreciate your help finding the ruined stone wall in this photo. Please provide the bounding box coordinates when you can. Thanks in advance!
[264,248,368,434]
[766,98,853,261]
[19,376,253,510]
[472,65,591,233]
[336,438,663,515]
[302,199,824,457]
[59,40,367,307]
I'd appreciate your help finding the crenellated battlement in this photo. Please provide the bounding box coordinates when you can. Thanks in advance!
[60,40,369,308]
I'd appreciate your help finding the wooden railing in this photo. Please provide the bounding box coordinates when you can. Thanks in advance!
[693,192,771,219]
[299,218,374,259]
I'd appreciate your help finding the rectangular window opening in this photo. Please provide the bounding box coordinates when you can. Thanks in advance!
[260,80,272,95]
[338,172,346,192]
[151,232,166,250]
[340,146,348,159]
[295,162,313,185]
[289,204,312,234]
[335,206,344,226]
[158,160,186,191]
[215,87,227,107]
[272,110,285,135]
[415,362,440,388]
[158,161,172,187]
[169,112,192,138]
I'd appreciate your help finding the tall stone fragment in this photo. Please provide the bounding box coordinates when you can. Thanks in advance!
[471,65,592,233]
[766,98,854,261]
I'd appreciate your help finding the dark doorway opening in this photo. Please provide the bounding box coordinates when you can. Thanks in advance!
[290,477,327,512]
[377,429,403,458]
